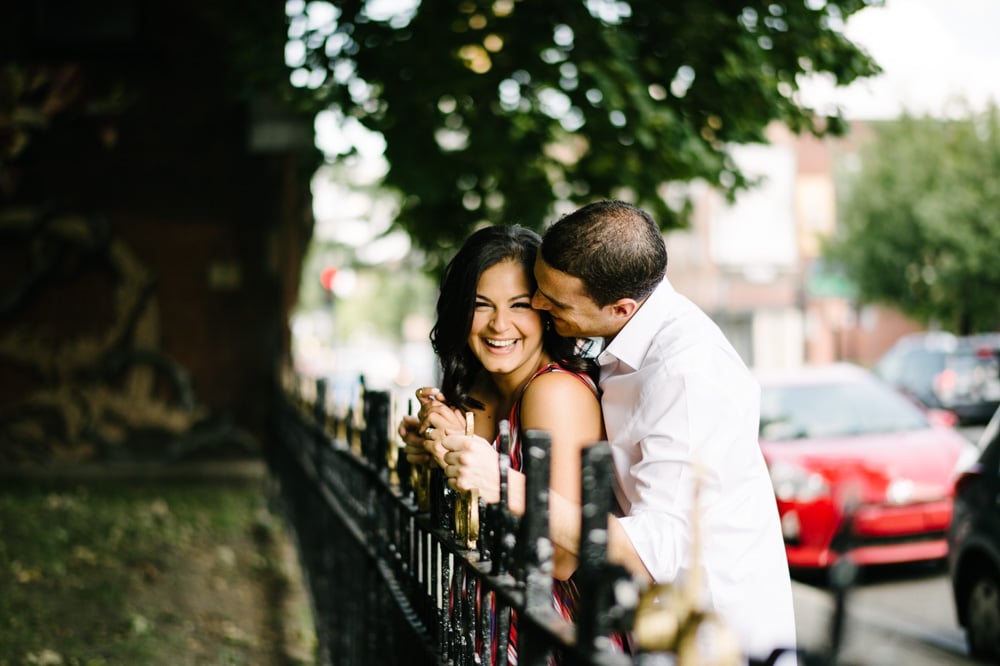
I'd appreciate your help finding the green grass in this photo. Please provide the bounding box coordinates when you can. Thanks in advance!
[0,479,309,666]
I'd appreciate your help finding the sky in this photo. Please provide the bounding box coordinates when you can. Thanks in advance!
[800,0,1000,119]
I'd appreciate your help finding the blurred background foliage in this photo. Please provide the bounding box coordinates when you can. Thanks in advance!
[298,240,436,342]
[825,103,1000,334]
[286,0,883,272]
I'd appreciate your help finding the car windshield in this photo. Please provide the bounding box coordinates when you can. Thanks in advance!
[760,379,930,440]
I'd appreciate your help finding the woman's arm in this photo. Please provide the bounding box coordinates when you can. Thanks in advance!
[517,372,603,580]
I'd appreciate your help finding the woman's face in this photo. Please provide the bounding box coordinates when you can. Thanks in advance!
[467,259,546,383]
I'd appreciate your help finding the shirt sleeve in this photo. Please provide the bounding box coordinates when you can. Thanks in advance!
[613,368,757,585]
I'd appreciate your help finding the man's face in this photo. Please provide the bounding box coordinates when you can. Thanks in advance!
[531,255,620,338]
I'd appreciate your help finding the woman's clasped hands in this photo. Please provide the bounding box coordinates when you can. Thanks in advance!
[396,385,501,504]
[398,385,461,467]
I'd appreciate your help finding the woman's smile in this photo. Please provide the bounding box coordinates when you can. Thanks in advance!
[483,337,519,350]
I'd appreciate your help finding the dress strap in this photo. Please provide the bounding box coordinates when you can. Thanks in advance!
[523,362,598,397]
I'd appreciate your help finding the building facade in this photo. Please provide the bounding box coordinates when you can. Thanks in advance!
[665,122,922,371]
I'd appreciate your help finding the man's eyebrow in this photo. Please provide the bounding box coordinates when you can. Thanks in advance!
[536,286,569,310]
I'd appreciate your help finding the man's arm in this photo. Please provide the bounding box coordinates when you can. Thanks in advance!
[547,487,653,583]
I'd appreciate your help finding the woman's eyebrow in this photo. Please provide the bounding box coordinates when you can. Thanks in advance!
[476,293,533,303]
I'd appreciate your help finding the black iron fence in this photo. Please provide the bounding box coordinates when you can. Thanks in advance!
[269,371,851,666]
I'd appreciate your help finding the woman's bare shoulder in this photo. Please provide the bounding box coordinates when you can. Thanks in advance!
[521,369,599,415]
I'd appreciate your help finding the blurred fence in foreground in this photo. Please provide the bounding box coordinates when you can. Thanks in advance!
[269,370,846,666]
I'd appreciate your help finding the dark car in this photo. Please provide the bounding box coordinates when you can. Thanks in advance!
[948,406,1000,661]
[875,332,1000,425]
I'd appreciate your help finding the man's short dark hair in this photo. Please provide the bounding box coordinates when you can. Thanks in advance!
[540,200,667,306]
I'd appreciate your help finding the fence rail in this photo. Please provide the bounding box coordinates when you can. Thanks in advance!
[269,372,850,666]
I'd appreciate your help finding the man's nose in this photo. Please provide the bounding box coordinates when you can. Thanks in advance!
[531,291,549,310]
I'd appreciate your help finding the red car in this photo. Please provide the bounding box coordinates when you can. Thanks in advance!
[756,363,977,570]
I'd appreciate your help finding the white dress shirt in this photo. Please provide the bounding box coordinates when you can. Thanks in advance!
[599,277,796,661]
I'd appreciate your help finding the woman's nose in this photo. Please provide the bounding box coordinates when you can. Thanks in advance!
[489,309,508,330]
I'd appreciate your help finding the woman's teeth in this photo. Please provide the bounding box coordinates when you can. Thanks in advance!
[485,339,516,348]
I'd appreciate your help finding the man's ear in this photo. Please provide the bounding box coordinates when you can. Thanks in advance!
[609,298,639,320]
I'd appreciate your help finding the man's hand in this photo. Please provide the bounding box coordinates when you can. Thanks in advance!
[442,434,501,504]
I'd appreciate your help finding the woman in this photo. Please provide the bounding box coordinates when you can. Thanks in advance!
[397,225,605,663]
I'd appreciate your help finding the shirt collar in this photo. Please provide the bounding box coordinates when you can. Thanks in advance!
[598,277,674,371]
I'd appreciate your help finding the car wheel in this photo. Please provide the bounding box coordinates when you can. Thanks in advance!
[965,570,1000,661]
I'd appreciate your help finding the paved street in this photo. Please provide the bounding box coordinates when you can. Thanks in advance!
[792,572,976,666]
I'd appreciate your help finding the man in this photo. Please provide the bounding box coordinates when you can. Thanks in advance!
[529,200,796,661]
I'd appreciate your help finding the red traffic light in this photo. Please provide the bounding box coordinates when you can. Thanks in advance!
[320,266,338,291]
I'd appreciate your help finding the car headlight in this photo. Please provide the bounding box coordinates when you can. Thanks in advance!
[886,478,914,505]
[781,510,801,540]
[886,477,947,504]
[769,461,831,502]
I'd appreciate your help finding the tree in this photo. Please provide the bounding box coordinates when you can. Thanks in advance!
[824,105,1000,334]
[287,0,882,268]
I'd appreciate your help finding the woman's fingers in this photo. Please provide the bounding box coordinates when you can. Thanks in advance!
[417,408,467,466]
[418,402,464,431]
[404,446,431,465]
[398,415,428,456]
[398,414,420,437]
[419,429,450,468]
[399,408,448,467]
[415,386,445,406]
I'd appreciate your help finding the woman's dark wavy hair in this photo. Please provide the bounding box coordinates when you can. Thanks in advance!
[430,225,597,412]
